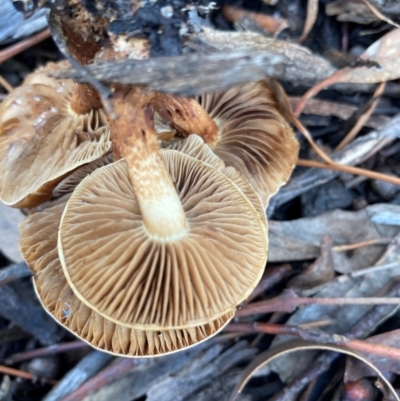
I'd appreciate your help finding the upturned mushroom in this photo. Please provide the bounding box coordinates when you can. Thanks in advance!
[58,88,268,330]
[154,80,299,206]
[20,195,233,357]
[164,134,266,222]
[0,61,111,208]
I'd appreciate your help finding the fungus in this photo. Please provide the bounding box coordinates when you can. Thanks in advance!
[164,134,266,222]
[0,62,111,208]
[58,88,267,330]
[155,81,299,206]
[52,153,114,199]
[20,196,233,357]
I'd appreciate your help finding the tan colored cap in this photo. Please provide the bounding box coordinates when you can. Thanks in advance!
[0,62,111,208]
[58,149,267,330]
[20,195,233,357]
[196,81,299,206]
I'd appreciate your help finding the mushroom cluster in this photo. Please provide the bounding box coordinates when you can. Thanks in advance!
[1,60,298,356]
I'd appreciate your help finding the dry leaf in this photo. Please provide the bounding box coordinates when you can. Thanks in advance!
[288,235,335,296]
[326,0,380,24]
[298,0,319,43]
[345,329,400,381]
[269,206,398,273]
[366,203,400,226]
[0,203,24,262]
[222,6,289,36]
[344,28,400,83]
[295,28,400,115]
[230,340,400,401]
[289,97,390,129]
[256,232,400,381]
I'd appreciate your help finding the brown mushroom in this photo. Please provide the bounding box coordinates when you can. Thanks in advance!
[0,62,111,208]
[155,81,299,206]
[58,88,267,330]
[20,196,233,357]
[52,153,114,199]
[164,134,266,222]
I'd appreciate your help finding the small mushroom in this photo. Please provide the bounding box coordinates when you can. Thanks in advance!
[58,88,267,330]
[155,81,299,206]
[52,153,114,199]
[20,196,233,357]
[0,62,111,208]
[164,134,266,222]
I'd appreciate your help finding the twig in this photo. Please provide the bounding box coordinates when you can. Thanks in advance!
[59,359,139,401]
[336,82,386,150]
[350,262,400,278]
[246,264,292,303]
[293,70,349,116]
[52,50,286,96]
[267,281,400,401]
[361,0,400,28]
[43,351,113,401]
[237,292,400,317]
[269,114,400,212]
[0,262,31,286]
[293,115,400,186]
[6,341,88,365]
[298,0,318,43]
[0,75,13,93]
[286,99,400,186]
[0,365,57,385]
[226,322,400,361]
[332,238,393,252]
[0,28,51,65]
[0,283,62,344]
[296,158,400,186]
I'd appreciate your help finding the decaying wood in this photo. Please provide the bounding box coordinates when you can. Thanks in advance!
[53,50,286,96]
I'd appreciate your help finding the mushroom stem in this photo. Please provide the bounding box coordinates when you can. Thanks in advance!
[153,94,219,144]
[70,83,103,115]
[112,88,188,239]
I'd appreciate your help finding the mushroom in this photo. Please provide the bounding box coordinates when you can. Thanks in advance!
[58,88,267,330]
[164,134,266,222]
[52,153,114,199]
[154,81,299,206]
[20,195,233,357]
[0,61,111,208]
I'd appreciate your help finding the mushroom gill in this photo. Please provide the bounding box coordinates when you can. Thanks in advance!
[164,134,266,222]
[0,61,111,208]
[58,89,267,330]
[20,195,232,357]
[155,81,299,206]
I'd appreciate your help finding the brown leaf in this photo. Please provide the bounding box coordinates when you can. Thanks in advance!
[229,340,400,401]
[298,0,319,43]
[268,206,397,273]
[288,235,335,296]
[343,28,400,83]
[256,232,400,382]
[345,329,400,381]
[361,0,400,29]
[326,0,380,24]
[289,97,390,130]
[295,29,400,115]
[222,6,289,36]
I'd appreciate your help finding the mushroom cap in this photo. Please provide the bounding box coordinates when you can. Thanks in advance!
[0,62,111,208]
[196,81,299,206]
[20,195,232,357]
[52,153,114,199]
[58,149,267,330]
[164,134,266,222]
